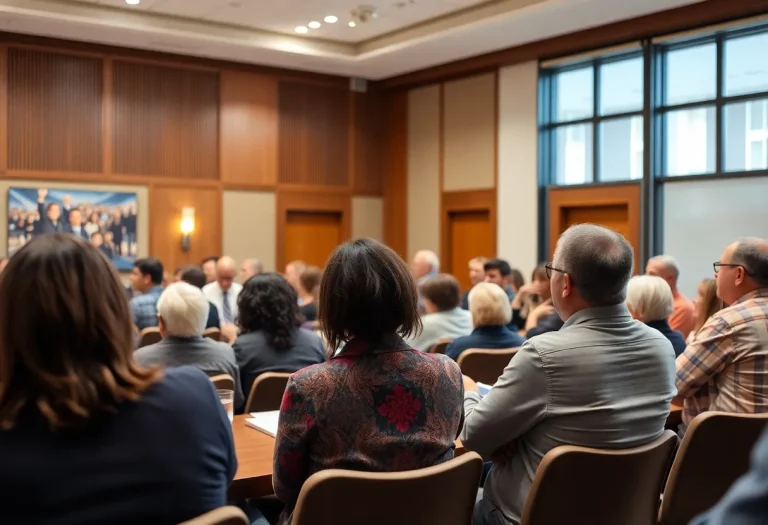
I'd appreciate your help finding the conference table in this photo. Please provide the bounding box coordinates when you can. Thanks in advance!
[229,402,684,500]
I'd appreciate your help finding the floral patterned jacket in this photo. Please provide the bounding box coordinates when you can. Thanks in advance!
[272,336,465,523]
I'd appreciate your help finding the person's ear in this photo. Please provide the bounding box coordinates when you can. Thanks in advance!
[735,267,746,286]
[562,274,573,298]
[158,315,166,337]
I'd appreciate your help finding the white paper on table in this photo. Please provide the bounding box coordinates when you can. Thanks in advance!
[477,382,493,396]
[245,410,280,437]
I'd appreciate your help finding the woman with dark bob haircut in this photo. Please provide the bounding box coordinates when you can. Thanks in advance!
[272,239,465,525]
[0,234,237,523]
[233,273,325,403]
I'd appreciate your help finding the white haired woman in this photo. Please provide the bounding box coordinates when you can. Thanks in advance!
[445,282,526,361]
[626,275,687,356]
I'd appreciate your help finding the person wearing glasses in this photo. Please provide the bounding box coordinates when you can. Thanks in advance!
[461,224,676,525]
[676,238,768,432]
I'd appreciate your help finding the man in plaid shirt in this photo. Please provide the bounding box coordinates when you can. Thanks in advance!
[676,238,768,429]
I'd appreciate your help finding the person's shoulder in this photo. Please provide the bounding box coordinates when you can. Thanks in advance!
[296,327,323,345]
[133,341,164,358]
[202,282,216,293]
[149,367,216,405]
[207,339,236,358]
[413,350,462,377]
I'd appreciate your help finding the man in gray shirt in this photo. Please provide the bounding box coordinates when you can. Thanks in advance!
[461,224,676,525]
[135,281,244,411]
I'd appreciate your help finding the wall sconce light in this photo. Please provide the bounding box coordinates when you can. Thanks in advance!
[180,207,195,252]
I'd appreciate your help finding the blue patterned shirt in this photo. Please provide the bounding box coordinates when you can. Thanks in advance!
[130,285,164,331]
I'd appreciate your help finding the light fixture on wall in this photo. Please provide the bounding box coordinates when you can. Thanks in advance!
[180,207,195,252]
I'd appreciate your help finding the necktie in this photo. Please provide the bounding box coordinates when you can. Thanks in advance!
[222,289,232,324]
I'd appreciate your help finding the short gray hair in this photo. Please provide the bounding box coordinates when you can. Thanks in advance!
[647,255,680,280]
[415,250,440,272]
[243,258,264,275]
[157,282,209,337]
[626,275,674,321]
[553,224,634,306]
[732,238,768,287]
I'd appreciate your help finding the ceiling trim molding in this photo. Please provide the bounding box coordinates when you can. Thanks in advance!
[378,0,768,90]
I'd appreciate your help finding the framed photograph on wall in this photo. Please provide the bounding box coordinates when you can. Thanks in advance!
[7,187,139,271]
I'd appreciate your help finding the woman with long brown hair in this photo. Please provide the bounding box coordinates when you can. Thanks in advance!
[687,278,724,342]
[0,234,236,524]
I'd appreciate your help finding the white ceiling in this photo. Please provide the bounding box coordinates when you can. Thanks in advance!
[0,0,703,79]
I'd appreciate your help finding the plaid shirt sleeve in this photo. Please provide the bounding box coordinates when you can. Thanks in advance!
[675,315,735,399]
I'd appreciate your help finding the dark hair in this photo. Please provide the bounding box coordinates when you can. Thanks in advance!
[237,273,301,350]
[319,238,421,351]
[299,266,323,296]
[484,258,512,277]
[179,265,206,289]
[46,202,60,213]
[133,257,164,285]
[201,256,219,265]
[90,232,102,241]
[420,274,461,312]
[0,234,162,430]
[509,269,525,290]
[532,262,549,282]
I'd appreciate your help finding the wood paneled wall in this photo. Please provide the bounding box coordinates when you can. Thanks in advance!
[0,34,384,271]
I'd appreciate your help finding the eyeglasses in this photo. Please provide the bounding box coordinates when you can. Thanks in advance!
[544,263,567,280]
[713,262,748,274]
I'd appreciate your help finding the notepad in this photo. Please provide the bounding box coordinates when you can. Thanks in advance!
[477,382,493,396]
[245,410,280,437]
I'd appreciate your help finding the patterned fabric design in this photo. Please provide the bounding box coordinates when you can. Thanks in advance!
[272,337,464,524]
[676,289,768,425]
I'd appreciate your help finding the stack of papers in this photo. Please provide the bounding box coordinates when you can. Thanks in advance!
[245,410,280,437]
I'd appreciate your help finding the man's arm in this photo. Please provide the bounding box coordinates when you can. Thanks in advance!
[460,341,547,456]
[675,316,733,399]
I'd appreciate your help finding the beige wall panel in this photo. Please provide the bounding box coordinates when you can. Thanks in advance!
[443,73,496,191]
[0,180,148,266]
[351,196,383,241]
[223,190,276,272]
[406,84,441,260]
[498,62,539,278]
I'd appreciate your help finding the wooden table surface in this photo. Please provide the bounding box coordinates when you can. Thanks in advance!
[229,404,686,499]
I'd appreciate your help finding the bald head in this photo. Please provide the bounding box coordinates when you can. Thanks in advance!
[411,250,440,280]
[240,258,263,283]
[216,256,237,291]
[646,255,681,291]
[732,238,768,287]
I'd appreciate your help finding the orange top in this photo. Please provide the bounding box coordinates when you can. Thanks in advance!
[670,292,695,337]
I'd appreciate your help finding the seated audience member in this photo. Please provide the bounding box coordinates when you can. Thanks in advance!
[0,234,236,523]
[462,224,676,525]
[233,273,325,401]
[129,257,164,331]
[691,426,768,525]
[646,255,695,337]
[179,265,220,330]
[446,282,526,362]
[524,311,564,339]
[509,269,525,293]
[203,256,242,326]
[273,239,464,525]
[411,249,440,313]
[406,273,473,351]
[510,263,552,331]
[297,266,322,322]
[239,258,263,283]
[627,275,687,357]
[484,258,517,301]
[688,278,723,343]
[201,255,218,284]
[284,259,307,297]
[461,256,488,309]
[676,238,768,428]
[134,282,243,410]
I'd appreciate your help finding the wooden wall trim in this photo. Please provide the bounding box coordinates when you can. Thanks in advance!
[0,45,6,172]
[382,91,408,258]
[1,170,222,188]
[440,188,497,276]
[380,0,768,90]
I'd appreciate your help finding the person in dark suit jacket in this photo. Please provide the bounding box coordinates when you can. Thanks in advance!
[179,265,221,330]
[446,282,526,361]
[63,208,90,241]
[35,188,66,235]
[626,275,688,357]
[233,273,325,401]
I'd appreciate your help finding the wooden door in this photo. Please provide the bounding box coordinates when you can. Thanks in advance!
[448,210,494,291]
[563,205,631,239]
[284,211,342,268]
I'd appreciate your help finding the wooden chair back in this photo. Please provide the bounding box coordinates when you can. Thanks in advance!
[658,412,768,525]
[519,430,679,525]
[428,338,452,354]
[203,327,221,341]
[209,374,235,392]
[245,372,292,413]
[292,452,483,525]
[456,347,519,385]
[179,506,249,525]
[138,327,162,348]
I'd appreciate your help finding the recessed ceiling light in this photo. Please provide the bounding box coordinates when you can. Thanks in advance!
[125,0,140,5]
[324,15,338,23]
[308,21,321,29]
[348,21,356,27]
[295,26,308,34]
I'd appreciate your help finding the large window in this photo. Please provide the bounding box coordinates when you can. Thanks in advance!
[540,53,644,185]
[539,22,768,185]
